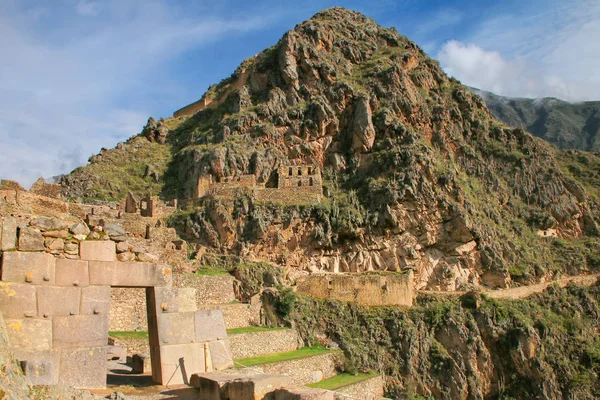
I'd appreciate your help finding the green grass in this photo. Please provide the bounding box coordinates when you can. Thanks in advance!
[195,265,232,276]
[307,372,378,390]
[109,331,148,340]
[227,326,288,334]
[234,346,331,367]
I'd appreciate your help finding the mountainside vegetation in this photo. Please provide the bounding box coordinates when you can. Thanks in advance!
[471,87,600,152]
[290,281,600,399]
[60,7,600,293]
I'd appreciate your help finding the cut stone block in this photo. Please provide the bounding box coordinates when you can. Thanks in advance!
[53,315,108,349]
[152,287,179,314]
[0,282,37,318]
[190,371,258,400]
[58,346,107,389]
[89,261,172,287]
[1,251,56,285]
[208,340,234,371]
[1,216,17,251]
[158,342,206,385]
[5,318,52,351]
[80,240,116,261]
[13,349,60,386]
[131,353,152,373]
[55,259,89,287]
[18,227,45,251]
[227,374,294,400]
[178,288,197,312]
[80,286,111,315]
[157,312,195,345]
[195,309,227,342]
[270,388,335,400]
[38,286,81,317]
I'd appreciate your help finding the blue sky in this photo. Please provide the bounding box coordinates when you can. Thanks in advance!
[1,0,599,186]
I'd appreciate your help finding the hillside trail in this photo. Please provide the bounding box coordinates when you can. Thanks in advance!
[419,273,600,300]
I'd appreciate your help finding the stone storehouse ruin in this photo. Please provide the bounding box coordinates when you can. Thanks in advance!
[196,165,323,205]
[296,272,414,306]
[0,232,233,389]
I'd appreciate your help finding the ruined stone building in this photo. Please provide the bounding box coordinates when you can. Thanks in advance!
[196,165,323,206]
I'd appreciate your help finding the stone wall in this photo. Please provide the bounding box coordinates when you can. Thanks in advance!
[109,274,239,333]
[297,271,414,306]
[108,337,149,356]
[195,165,323,206]
[0,237,234,389]
[29,178,61,199]
[229,329,299,359]
[109,288,148,331]
[334,375,385,400]
[257,352,340,386]
[200,301,262,329]
[173,274,237,305]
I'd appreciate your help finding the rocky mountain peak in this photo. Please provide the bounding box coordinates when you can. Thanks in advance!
[60,8,600,293]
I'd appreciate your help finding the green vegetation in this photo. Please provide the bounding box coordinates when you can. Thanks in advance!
[195,265,232,276]
[226,326,288,334]
[290,281,600,398]
[234,346,331,367]
[307,372,378,390]
[63,135,171,200]
[108,331,149,340]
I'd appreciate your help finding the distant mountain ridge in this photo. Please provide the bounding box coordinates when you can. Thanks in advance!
[470,87,600,152]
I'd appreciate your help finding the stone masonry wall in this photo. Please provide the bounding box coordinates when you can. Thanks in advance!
[109,288,148,331]
[108,337,149,357]
[0,232,234,388]
[173,274,237,305]
[229,329,299,359]
[108,274,239,334]
[334,375,385,400]
[297,271,414,306]
[258,352,340,386]
[200,301,262,329]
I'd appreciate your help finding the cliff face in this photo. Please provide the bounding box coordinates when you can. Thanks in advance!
[62,7,600,291]
[471,87,600,152]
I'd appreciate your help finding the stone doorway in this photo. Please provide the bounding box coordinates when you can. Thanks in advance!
[0,241,234,390]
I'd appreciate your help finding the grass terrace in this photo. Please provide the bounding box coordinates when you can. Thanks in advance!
[307,372,379,390]
[234,346,331,367]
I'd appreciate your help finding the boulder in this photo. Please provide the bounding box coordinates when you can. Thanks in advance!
[104,223,127,242]
[30,217,66,231]
[69,223,90,236]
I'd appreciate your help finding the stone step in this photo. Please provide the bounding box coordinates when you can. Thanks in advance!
[308,373,385,400]
[199,302,261,329]
[228,327,301,359]
[235,347,339,387]
[190,370,293,400]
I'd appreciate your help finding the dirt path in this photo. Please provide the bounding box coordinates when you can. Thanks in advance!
[418,273,600,300]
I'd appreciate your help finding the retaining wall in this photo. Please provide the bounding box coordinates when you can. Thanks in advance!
[229,329,299,359]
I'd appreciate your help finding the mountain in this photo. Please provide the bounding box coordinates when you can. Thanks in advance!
[47,7,600,398]
[61,7,600,293]
[471,87,600,152]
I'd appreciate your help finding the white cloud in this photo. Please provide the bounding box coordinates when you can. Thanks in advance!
[438,0,600,101]
[438,41,573,99]
[0,0,277,187]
